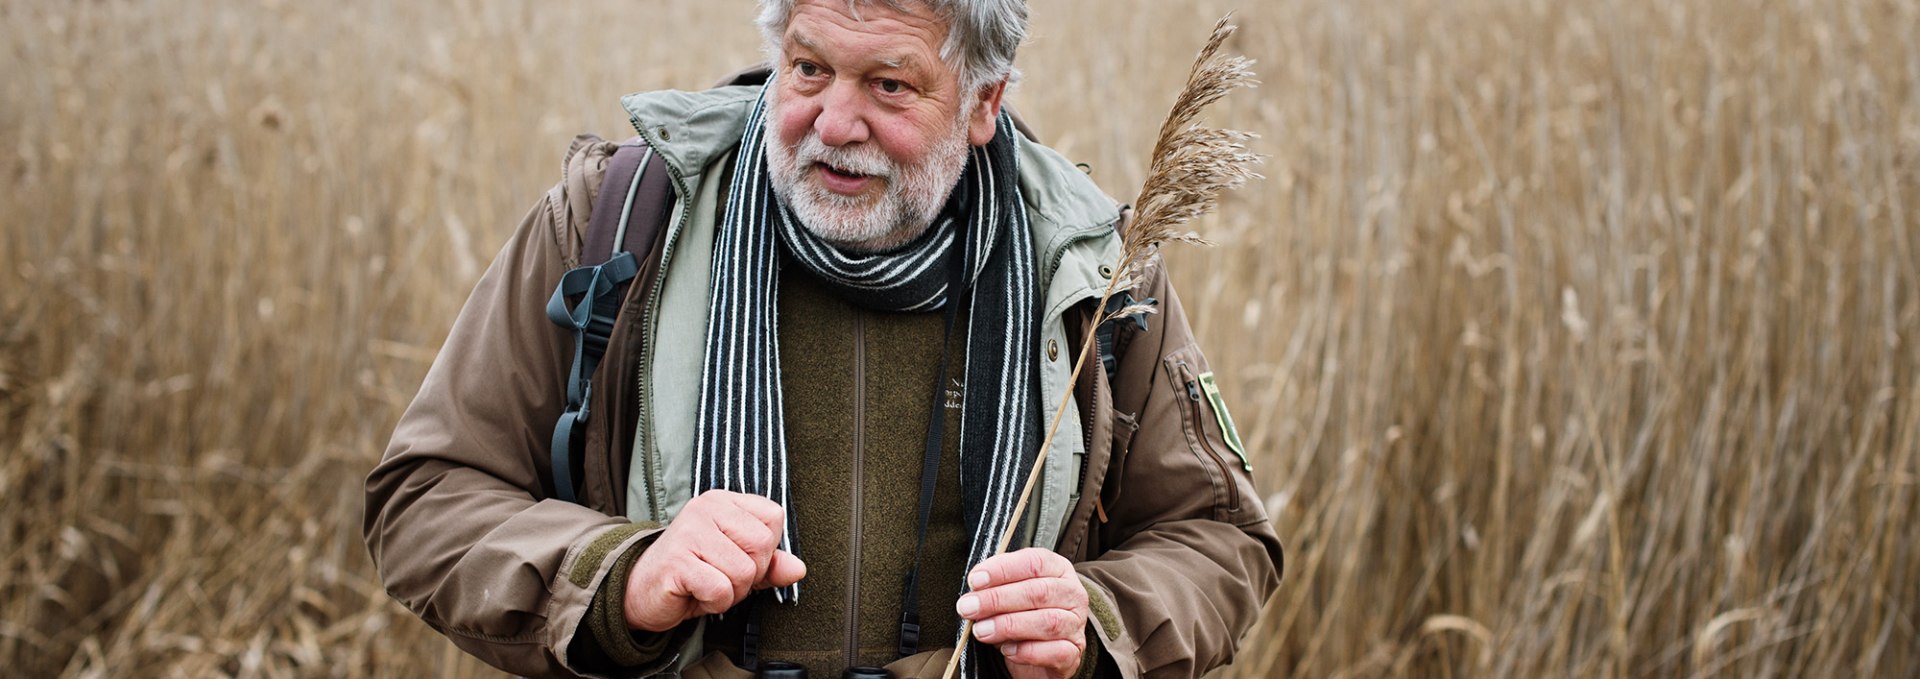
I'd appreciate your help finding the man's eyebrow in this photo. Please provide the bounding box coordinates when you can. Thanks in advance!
[784,30,925,74]
[879,53,933,74]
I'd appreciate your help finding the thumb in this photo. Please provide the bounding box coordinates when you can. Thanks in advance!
[757,550,807,589]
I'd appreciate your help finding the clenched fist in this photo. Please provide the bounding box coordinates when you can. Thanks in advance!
[623,490,808,633]
[956,548,1091,679]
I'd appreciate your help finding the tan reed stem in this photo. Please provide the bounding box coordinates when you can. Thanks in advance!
[939,269,1124,679]
[938,14,1257,679]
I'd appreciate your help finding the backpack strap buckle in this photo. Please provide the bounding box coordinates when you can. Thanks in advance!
[544,252,638,503]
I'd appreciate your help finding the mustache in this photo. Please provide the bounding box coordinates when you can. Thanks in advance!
[792,133,895,179]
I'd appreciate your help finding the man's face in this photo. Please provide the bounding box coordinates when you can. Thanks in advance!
[765,0,1004,252]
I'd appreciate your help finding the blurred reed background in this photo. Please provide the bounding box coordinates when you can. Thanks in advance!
[2,0,1915,676]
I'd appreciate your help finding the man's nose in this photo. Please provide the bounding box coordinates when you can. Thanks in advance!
[813,80,870,147]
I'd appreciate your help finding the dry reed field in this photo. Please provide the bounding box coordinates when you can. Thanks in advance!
[3,0,1917,676]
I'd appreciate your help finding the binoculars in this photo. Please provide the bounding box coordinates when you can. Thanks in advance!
[758,662,890,679]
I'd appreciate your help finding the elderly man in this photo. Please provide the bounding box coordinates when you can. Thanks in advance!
[363,1,1281,678]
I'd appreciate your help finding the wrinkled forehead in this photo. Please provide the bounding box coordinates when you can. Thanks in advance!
[787,26,936,74]
[769,0,954,65]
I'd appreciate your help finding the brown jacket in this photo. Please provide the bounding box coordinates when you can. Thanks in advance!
[363,85,1281,678]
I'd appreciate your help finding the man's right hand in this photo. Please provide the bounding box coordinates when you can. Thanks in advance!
[623,490,809,633]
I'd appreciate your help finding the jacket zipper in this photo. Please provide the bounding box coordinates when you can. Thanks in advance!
[629,115,694,522]
[847,311,867,669]
[1070,348,1098,541]
[1079,340,1098,495]
[1181,366,1239,511]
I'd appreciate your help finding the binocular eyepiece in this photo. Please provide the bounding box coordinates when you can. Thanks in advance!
[756,662,890,679]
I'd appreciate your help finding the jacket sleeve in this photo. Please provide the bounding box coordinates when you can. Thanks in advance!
[362,142,679,677]
[1072,256,1284,679]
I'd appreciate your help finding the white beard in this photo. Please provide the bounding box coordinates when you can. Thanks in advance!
[764,99,973,253]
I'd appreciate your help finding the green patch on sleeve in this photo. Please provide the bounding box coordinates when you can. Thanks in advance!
[1080,575,1122,641]
[1197,372,1250,471]
[569,521,659,588]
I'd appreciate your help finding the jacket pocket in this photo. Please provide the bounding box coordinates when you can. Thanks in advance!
[1163,348,1243,517]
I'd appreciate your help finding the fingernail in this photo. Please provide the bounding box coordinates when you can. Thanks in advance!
[1001,641,1019,656]
[969,570,990,588]
[956,595,979,616]
[976,620,996,638]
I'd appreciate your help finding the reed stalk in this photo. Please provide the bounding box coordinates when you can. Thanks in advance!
[939,16,1261,679]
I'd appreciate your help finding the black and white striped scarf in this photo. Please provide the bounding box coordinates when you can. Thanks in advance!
[694,84,1039,634]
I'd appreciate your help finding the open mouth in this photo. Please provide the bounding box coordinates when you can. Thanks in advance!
[817,162,871,181]
[813,161,877,194]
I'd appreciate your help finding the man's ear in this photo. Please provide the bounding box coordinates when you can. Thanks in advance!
[967,79,1009,146]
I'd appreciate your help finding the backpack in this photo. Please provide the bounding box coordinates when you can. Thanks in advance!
[543,67,1124,505]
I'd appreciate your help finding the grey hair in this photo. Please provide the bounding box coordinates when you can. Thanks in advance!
[756,0,1027,93]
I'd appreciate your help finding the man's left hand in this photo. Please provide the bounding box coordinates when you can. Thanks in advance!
[957,548,1091,679]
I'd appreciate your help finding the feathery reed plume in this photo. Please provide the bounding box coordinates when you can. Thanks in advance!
[1118,16,1261,286]
[941,15,1260,679]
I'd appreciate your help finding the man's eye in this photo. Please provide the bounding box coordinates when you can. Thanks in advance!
[796,62,821,77]
[877,79,906,94]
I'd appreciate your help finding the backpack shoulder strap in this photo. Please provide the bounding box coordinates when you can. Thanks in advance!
[584,138,674,267]
[544,138,674,504]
